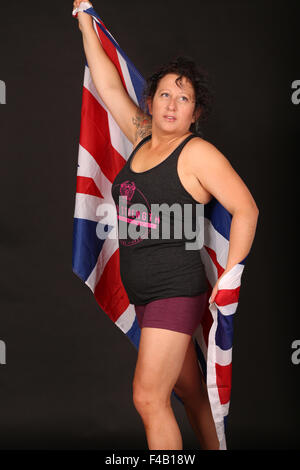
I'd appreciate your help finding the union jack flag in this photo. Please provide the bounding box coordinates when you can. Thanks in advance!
[72,2,247,450]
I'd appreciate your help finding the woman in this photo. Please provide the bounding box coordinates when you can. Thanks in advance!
[73,0,259,450]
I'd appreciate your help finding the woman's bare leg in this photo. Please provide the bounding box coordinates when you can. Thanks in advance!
[132,327,192,450]
[174,338,220,450]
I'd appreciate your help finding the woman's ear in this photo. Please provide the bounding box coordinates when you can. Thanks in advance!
[192,106,201,123]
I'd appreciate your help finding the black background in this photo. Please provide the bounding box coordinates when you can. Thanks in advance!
[0,0,299,450]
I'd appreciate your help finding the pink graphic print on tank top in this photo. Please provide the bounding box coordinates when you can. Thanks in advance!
[115,180,160,246]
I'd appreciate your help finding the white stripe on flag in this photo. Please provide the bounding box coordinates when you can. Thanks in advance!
[74,193,101,222]
[200,246,219,288]
[218,263,244,290]
[216,302,238,316]
[76,143,115,203]
[115,304,136,334]
[215,345,232,366]
[203,217,229,269]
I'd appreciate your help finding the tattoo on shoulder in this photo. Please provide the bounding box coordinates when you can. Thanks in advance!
[132,110,152,140]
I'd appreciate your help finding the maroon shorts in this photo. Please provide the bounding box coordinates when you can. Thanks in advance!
[134,292,208,336]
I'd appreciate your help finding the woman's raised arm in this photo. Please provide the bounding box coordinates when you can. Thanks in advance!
[74,2,151,144]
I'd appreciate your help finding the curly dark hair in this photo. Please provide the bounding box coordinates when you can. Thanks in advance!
[141,56,214,137]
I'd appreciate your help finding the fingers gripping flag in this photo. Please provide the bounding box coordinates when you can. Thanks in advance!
[72,2,247,450]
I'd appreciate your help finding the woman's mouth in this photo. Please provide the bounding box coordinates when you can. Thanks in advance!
[164,115,176,121]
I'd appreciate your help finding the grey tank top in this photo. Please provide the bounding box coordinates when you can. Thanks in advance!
[111,133,208,306]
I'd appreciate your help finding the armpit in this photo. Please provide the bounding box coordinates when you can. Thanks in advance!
[132,110,152,140]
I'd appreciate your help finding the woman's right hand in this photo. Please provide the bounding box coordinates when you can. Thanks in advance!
[73,1,94,31]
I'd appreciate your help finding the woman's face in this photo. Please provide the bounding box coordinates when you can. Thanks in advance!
[148,73,199,135]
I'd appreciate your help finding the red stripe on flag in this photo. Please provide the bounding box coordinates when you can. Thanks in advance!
[95,17,107,29]
[94,249,129,322]
[204,245,224,279]
[215,362,232,405]
[76,176,104,199]
[80,87,126,183]
[215,286,241,306]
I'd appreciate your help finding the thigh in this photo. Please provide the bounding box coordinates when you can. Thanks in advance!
[138,293,208,336]
[133,327,191,400]
[173,338,207,400]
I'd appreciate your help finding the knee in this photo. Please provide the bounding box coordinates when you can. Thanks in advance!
[132,380,169,417]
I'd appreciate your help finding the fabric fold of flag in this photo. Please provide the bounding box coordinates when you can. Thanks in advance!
[71,1,247,450]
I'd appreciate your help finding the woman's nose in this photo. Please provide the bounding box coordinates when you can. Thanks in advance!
[167,98,176,110]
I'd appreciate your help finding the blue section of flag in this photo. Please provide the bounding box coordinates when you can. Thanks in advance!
[127,65,147,109]
[126,316,141,348]
[205,198,247,264]
[72,218,104,282]
[215,311,234,350]
[205,198,232,241]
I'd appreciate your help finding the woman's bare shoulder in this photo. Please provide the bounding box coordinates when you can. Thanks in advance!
[186,136,231,167]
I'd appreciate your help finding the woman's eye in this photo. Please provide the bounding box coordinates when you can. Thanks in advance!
[160,93,188,102]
